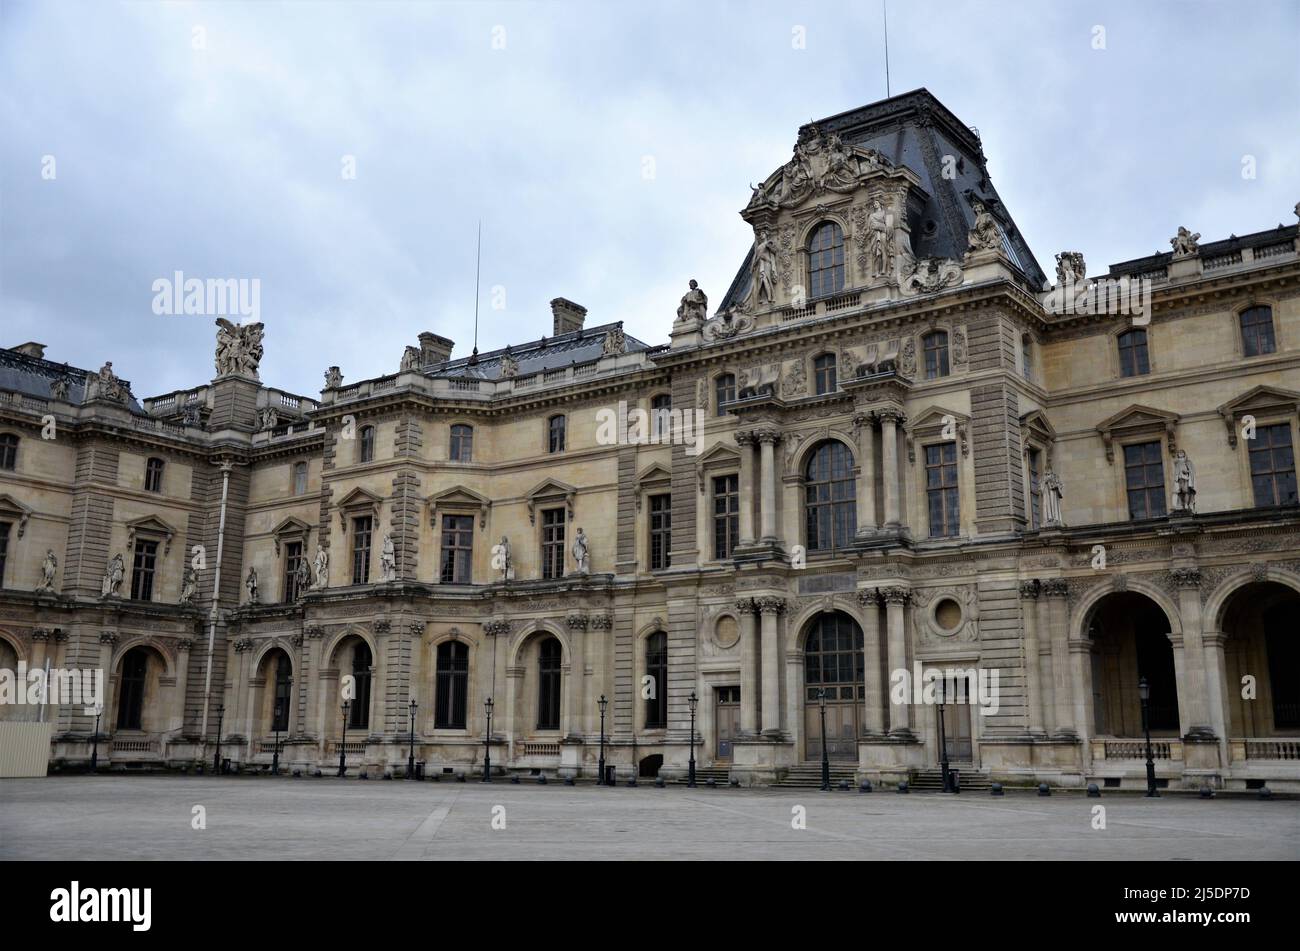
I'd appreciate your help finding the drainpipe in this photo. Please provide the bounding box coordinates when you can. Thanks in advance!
[199,460,234,748]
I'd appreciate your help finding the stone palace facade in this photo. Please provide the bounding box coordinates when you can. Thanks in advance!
[2,89,1298,789]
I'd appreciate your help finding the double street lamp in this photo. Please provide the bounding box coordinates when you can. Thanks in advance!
[1138,677,1159,798]
[407,699,418,779]
[338,700,350,777]
[482,697,494,782]
[687,691,698,788]
[818,688,831,791]
[597,694,608,786]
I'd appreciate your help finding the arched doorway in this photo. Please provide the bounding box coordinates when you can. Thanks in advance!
[114,646,166,732]
[330,635,373,734]
[1220,581,1300,737]
[803,611,864,761]
[256,648,293,737]
[1087,592,1179,737]
[0,636,21,722]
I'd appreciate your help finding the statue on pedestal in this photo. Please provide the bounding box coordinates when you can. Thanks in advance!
[571,528,590,575]
[380,533,397,582]
[246,566,259,604]
[312,546,329,589]
[36,550,57,594]
[1042,471,1065,527]
[1172,450,1197,513]
[102,553,124,598]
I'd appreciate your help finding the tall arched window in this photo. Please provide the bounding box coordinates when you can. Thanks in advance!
[359,425,375,463]
[272,654,292,732]
[645,632,668,728]
[807,222,845,298]
[923,331,950,379]
[0,433,17,471]
[116,648,149,730]
[804,612,865,761]
[1240,305,1275,357]
[805,441,856,551]
[144,457,165,493]
[813,354,837,395]
[714,373,736,416]
[349,641,372,730]
[1117,329,1150,377]
[537,637,562,730]
[435,640,469,729]
[449,424,473,462]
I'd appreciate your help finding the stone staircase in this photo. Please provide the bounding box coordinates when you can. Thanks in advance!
[672,765,732,785]
[773,764,860,788]
[907,767,991,792]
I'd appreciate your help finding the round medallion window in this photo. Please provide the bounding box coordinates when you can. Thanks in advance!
[934,598,963,633]
[713,615,740,649]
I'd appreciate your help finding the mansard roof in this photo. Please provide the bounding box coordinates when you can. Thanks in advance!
[0,344,144,412]
[425,321,656,382]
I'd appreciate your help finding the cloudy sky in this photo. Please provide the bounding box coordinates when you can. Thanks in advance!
[2,0,1297,398]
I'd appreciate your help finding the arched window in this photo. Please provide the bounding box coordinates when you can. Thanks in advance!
[1117,329,1150,377]
[449,424,473,462]
[272,654,292,732]
[359,425,375,463]
[349,641,372,730]
[715,373,736,416]
[547,414,566,453]
[645,631,668,728]
[807,222,845,298]
[537,637,562,730]
[435,640,469,729]
[813,353,837,395]
[804,613,864,699]
[923,331,950,380]
[0,433,17,471]
[650,394,673,439]
[144,457,164,493]
[292,461,308,495]
[1240,305,1275,357]
[804,441,856,551]
[116,648,149,730]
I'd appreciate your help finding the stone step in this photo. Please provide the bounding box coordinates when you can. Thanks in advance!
[909,768,991,791]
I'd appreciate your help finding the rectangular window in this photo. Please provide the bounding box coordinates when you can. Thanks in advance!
[440,514,474,584]
[1123,442,1167,519]
[1250,423,1297,507]
[541,508,565,580]
[713,474,739,559]
[925,443,960,538]
[292,462,308,496]
[814,355,837,395]
[351,516,373,584]
[144,458,164,493]
[130,539,158,601]
[548,416,566,453]
[1241,306,1276,357]
[1027,449,1042,530]
[283,540,303,602]
[1118,330,1150,377]
[649,494,672,570]
[1022,336,1033,381]
[0,522,9,587]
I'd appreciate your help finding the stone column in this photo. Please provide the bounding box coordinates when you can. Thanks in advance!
[735,430,756,546]
[564,615,588,739]
[1043,580,1075,736]
[736,599,760,734]
[1172,568,1213,734]
[174,639,193,735]
[370,621,389,737]
[304,627,324,740]
[1201,630,1230,763]
[504,665,524,764]
[1019,581,1045,734]
[756,429,781,543]
[879,410,903,528]
[857,589,885,733]
[853,413,878,534]
[757,597,785,734]
[882,587,911,735]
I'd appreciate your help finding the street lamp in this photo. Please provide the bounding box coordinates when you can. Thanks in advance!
[89,704,103,772]
[937,677,953,793]
[817,688,831,790]
[338,700,350,777]
[597,694,608,786]
[687,691,698,788]
[482,697,494,783]
[272,700,283,776]
[212,704,225,773]
[1138,677,1158,798]
[407,699,418,779]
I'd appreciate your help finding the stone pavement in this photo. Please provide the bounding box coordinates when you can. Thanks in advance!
[1,776,1295,860]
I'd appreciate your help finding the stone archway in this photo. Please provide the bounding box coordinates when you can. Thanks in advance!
[1085,591,1179,737]
[1218,581,1300,737]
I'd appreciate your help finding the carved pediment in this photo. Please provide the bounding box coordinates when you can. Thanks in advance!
[0,494,33,537]
[1096,404,1180,463]
[271,516,312,554]
[635,463,673,511]
[745,125,895,214]
[335,486,383,528]
[525,478,577,524]
[1218,385,1300,448]
[125,515,177,555]
[1020,409,1058,465]
[695,443,740,492]
[429,484,491,529]
[906,406,970,461]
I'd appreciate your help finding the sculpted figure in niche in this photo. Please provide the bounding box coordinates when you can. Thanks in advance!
[246,566,260,604]
[1042,470,1065,527]
[751,230,779,305]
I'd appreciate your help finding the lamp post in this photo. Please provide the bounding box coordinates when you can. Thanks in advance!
[407,699,418,779]
[597,694,608,786]
[272,700,283,776]
[687,691,698,788]
[937,677,953,793]
[212,704,224,773]
[1139,677,1159,798]
[338,700,350,777]
[482,697,494,782]
[818,688,831,791]
[89,704,103,772]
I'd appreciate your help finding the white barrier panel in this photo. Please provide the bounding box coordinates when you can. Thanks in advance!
[0,721,54,777]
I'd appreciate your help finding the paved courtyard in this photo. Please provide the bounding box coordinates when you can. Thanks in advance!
[1,776,1295,860]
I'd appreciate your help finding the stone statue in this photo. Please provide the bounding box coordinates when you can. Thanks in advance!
[602,324,627,356]
[214,319,265,379]
[1172,450,1197,513]
[903,258,963,294]
[259,407,278,430]
[968,198,1001,252]
[497,535,513,581]
[571,528,590,575]
[92,362,127,402]
[751,229,779,305]
[294,557,310,596]
[312,546,329,589]
[180,566,197,605]
[323,366,343,389]
[499,347,518,378]
[380,533,397,582]
[49,376,71,401]
[1042,470,1065,527]
[36,550,57,594]
[400,346,421,372]
[867,200,891,278]
[1055,252,1086,286]
[675,280,709,324]
[246,566,259,604]
[1170,226,1201,257]
[182,402,202,427]
[101,553,124,598]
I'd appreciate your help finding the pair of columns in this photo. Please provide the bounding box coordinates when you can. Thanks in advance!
[734,430,781,545]
[860,587,913,735]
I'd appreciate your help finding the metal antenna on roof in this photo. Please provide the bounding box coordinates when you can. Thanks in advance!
[469,220,481,367]
[882,0,891,98]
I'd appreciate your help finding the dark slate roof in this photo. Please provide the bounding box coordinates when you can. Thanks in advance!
[1107,223,1299,279]
[720,88,1049,310]
[0,346,144,412]
[425,321,655,381]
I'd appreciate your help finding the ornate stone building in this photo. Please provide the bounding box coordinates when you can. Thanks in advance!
[2,89,1298,789]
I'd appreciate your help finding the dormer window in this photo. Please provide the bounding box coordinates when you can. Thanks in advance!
[807,222,845,299]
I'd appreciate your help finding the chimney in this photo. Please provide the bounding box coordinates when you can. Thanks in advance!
[418,332,454,365]
[550,298,587,336]
[13,342,47,359]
